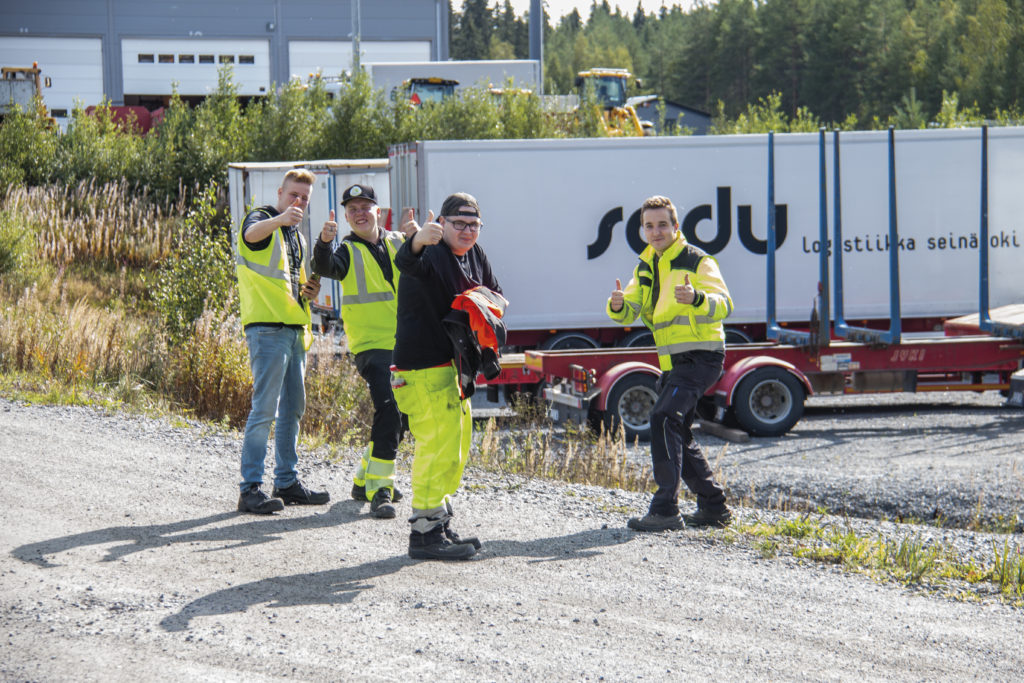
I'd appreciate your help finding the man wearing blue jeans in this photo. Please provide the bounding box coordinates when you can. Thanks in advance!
[235,168,330,514]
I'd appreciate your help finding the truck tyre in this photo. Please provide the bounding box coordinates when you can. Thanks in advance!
[732,367,805,436]
[540,331,598,350]
[616,329,654,347]
[724,327,753,344]
[603,372,659,442]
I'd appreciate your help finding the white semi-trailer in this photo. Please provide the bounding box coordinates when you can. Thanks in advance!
[228,128,1024,348]
[388,128,1024,348]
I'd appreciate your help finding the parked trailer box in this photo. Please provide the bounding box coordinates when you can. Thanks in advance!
[227,159,390,324]
[388,129,1024,345]
[366,60,541,99]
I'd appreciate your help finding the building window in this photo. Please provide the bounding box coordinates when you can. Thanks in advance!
[158,54,174,64]
[138,54,154,63]
[219,55,235,64]
[199,54,214,64]
[239,55,255,65]
[51,108,68,117]
[179,54,195,64]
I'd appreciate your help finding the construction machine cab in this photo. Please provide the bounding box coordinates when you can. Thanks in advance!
[397,77,459,105]
[574,68,646,136]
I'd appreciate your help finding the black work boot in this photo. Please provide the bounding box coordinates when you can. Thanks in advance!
[272,480,330,505]
[351,483,403,503]
[238,484,285,514]
[408,526,477,561]
[683,505,733,528]
[627,511,684,532]
[444,520,482,550]
[369,488,397,519]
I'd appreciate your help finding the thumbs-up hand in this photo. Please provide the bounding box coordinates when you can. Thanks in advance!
[281,197,304,226]
[675,274,696,305]
[400,207,419,238]
[610,278,625,312]
[413,210,442,250]
[319,209,338,242]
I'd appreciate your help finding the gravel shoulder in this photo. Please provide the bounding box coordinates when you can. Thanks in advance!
[2,396,1023,681]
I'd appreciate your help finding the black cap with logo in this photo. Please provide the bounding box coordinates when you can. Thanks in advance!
[341,184,378,206]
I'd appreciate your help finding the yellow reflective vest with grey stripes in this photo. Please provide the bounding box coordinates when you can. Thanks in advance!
[338,231,404,354]
[607,232,733,371]
[236,220,311,332]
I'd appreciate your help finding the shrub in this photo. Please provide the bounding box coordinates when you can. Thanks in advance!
[167,306,251,425]
[150,182,237,344]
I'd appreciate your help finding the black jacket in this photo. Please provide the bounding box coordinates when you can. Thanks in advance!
[393,239,501,371]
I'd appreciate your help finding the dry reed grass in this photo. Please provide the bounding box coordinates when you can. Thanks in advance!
[0,282,166,388]
[5,179,186,268]
[475,417,654,492]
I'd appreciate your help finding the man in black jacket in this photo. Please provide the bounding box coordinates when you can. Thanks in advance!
[391,192,502,561]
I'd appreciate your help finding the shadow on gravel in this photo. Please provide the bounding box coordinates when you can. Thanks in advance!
[159,527,635,631]
[11,501,360,568]
[481,526,634,563]
[159,555,409,632]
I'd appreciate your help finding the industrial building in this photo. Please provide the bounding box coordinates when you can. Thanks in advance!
[0,0,449,126]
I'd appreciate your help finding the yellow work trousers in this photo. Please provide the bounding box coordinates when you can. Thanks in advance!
[390,363,472,514]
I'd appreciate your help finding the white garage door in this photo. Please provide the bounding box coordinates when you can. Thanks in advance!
[288,40,430,80]
[122,38,270,97]
[0,36,103,126]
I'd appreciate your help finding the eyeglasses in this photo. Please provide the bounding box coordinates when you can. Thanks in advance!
[447,218,482,233]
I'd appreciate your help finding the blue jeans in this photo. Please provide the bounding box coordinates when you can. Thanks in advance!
[240,325,306,491]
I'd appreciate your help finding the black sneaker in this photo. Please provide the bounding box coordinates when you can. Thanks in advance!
[683,507,733,528]
[369,488,397,519]
[444,521,482,550]
[238,484,284,514]
[408,527,477,561]
[627,512,684,532]
[272,480,330,506]
[351,483,403,503]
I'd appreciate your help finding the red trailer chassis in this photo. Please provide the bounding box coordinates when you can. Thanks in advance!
[521,326,1024,439]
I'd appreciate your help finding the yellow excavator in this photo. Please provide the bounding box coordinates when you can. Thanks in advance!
[574,68,646,137]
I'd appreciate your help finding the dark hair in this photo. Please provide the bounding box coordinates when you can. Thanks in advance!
[640,195,678,226]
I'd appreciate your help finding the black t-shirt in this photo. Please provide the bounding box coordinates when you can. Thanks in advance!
[392,239,501,370]
[242,205,304,304]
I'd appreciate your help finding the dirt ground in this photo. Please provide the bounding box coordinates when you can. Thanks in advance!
[2,399,1023,681]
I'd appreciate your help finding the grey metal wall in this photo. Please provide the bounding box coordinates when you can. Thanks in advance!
[0,0,448,103]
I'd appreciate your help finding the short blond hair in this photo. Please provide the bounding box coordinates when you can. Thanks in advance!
[641,195,678,226]
[283,168,315,186]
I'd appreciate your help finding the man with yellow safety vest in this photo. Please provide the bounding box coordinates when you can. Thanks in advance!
[393,192,502,560]
[235,168,330,514]
[608,195,734,531]
[312,183,407,519]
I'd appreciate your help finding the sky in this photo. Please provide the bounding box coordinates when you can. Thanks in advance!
[501,1,694,21]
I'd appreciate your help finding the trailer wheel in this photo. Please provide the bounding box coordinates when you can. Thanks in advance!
[725,327,753,345]
[616,329,654,347]
[732,367,805,436]
[540,331,598,350]
[603,373,659,442]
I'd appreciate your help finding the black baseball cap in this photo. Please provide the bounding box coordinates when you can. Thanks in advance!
[440,192,480,218]
[341,184,377,205]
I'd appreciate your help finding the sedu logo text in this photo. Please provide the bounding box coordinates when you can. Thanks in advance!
[587,187,788,258]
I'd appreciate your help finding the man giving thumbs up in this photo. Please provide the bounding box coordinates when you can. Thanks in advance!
[607,195,735,532]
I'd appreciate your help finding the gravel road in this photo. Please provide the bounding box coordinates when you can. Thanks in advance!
[1,395,1023,681]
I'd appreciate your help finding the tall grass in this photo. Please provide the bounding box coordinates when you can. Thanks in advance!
[5,179,184,269]
[0,283,166,389]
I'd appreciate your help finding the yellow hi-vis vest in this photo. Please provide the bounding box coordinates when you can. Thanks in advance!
[607,232,733,371]
[339,230,404,354]
[235,219,313,348]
